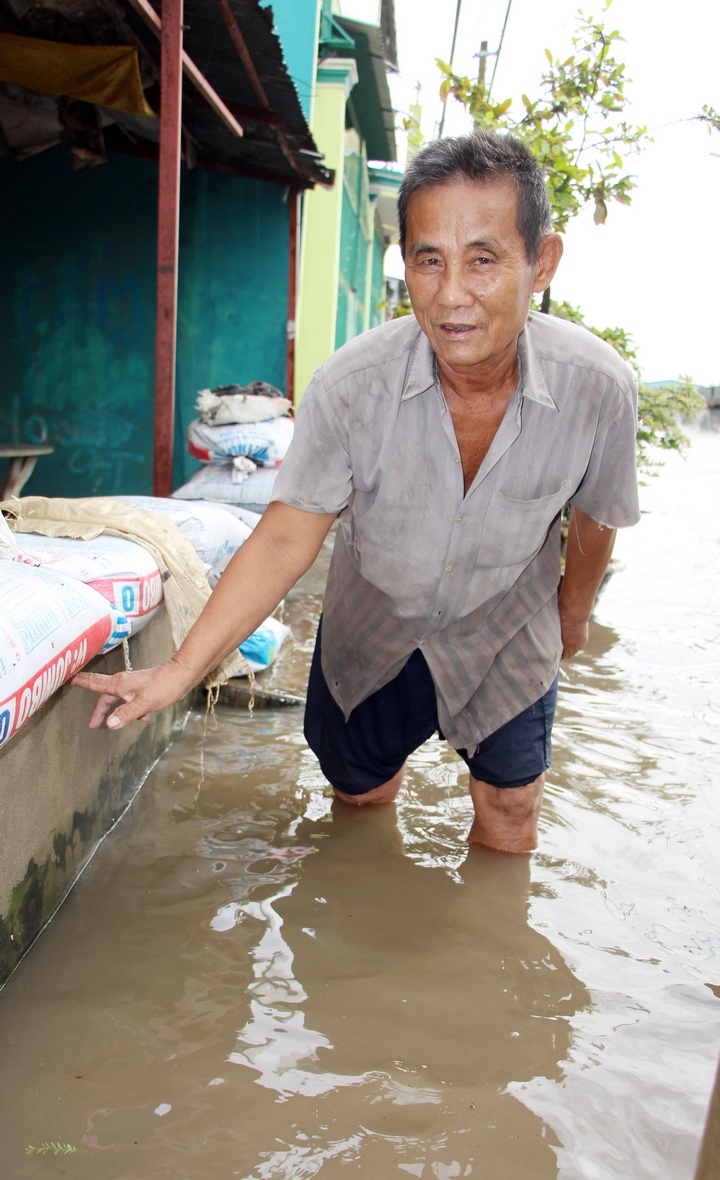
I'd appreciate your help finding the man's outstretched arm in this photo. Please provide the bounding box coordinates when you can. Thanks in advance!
[558,506,616,659]
[72,501,336,730]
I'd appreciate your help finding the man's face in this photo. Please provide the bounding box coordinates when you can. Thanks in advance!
[403,178,560,380]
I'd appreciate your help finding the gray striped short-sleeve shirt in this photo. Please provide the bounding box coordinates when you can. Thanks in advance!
[272,312,640,749]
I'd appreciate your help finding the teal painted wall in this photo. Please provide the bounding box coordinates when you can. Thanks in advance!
[263,0,319,121]
[1,149,156,497]
[335,148,368,350]
[176,169,289,487]
[0,149,289,497]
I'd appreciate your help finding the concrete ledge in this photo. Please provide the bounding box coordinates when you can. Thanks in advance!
[0,611,193,984]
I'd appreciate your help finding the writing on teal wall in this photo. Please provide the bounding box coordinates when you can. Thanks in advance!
[1,149,290,498]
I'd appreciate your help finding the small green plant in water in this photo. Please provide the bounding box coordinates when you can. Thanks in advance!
[26,1141,78,1155]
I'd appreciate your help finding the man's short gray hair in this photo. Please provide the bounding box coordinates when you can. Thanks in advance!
[398,131,553,262]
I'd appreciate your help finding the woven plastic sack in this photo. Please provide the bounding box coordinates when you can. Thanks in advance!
[238,616,291,674]
[172,465,279,513]
[111,496,251,570]
[186,416,294,465]
[15,532,163,632]
[0,563,115,747]
[0,513,18,559]
[0,496,245,686]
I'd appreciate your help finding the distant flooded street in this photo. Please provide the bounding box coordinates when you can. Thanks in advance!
[1,424,719,1180]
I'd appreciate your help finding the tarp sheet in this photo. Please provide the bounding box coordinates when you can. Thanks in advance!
[0,32,154,117]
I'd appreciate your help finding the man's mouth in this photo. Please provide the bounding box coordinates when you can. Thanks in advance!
[436,323,476,337]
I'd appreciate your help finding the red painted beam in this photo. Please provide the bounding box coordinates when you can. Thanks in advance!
[127,0,243,139]
[153,0,183,497]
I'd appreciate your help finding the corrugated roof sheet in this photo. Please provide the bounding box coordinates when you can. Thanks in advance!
[0,0,332,186]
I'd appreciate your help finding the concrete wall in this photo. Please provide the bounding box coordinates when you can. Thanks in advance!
[0,149,290,498]
[294,58,358,401]
[0,611,193,984]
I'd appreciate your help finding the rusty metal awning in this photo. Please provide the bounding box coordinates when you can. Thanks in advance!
[0,0,332,187]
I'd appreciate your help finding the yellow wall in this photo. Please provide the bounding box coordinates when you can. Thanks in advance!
[294,58,358,403]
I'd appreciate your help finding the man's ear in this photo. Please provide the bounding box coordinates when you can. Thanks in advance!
[533,233,563,293]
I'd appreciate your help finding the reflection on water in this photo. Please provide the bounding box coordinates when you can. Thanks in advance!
[0,428,719,1179]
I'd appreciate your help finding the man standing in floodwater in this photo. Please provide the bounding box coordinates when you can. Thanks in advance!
[74,131,640,854]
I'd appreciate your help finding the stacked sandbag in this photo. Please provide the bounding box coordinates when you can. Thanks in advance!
[238,615,291,673]
[172,382,294,513]
[0,561,118,748]
[15,533,163,637]
[110,497,293,676]
[0,493,292,746]
[111,496,291,678]
[110,495,252,582]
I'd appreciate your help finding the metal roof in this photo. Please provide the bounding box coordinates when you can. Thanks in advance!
[0,0,333,187]
[332,14,396,164]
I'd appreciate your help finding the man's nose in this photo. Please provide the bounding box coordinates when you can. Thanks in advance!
[436,263,474,307]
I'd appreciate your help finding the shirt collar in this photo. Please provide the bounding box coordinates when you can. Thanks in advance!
[517,313,559,410]
[400,312,559,411]
[400,320,437,401]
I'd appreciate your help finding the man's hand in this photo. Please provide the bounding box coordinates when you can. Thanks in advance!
[559,615,590,660]
[71,502,336,732]
[72,656,196,731]
[558,507,616,661]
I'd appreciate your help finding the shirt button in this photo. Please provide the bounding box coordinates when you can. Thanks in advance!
[419,640,426,646]
[454,515,462,522]
[454,457,460,464]
[444,565,453,572]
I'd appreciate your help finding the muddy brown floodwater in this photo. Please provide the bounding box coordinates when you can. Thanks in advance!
[1,424,719,1180]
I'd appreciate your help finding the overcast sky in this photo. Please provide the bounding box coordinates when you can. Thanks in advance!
[341,0,720,386]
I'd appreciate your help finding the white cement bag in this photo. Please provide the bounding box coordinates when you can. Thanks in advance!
[187,415,294,465]
[0,563,114,748]
[98,609,132,654]
[0,513,18,560]
[111,496,251,570]
[201,503,262,532]
[15,533,164,632]
[237,615,291,674]
[172,464,279,513]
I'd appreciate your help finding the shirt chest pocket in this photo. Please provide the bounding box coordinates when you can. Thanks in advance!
[479,480,571,568]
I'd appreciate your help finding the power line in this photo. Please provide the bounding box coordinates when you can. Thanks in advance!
[435,0,513,139]
[488,0,513,101]
[438,0,464,139]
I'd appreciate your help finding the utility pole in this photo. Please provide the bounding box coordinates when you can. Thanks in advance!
[407,80,423,161]
[473,40,489,131]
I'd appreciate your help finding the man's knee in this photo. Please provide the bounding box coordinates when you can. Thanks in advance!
[467,773,545,853]
[469,772,545,812]
[333,764,407,806]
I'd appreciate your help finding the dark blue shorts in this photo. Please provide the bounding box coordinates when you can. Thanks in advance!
[304,620,559,796]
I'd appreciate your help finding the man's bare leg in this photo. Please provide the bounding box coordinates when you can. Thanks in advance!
[467,773,545,853]
[333,763,406,807]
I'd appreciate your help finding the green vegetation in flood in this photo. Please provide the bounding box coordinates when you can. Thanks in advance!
[26,1143,78,1155]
